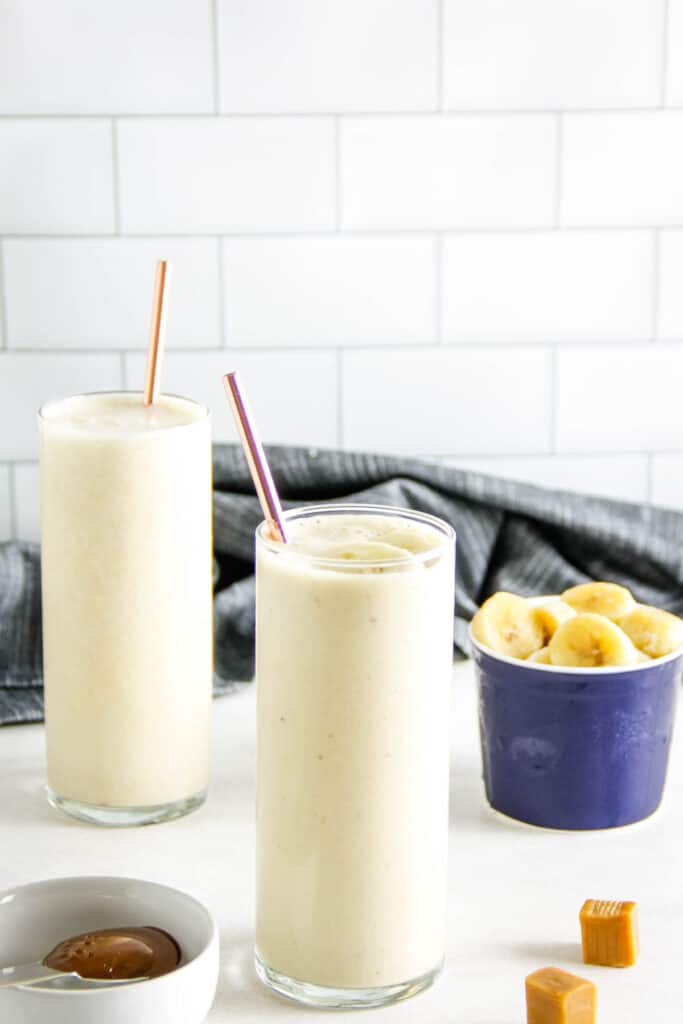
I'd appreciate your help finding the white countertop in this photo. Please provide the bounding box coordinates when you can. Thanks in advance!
[2,663,680,1022]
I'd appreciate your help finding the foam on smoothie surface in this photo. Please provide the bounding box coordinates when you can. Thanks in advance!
[284,513,447,562]
[41,393,202,435]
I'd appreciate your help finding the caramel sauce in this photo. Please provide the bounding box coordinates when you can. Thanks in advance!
[43,927,181,981]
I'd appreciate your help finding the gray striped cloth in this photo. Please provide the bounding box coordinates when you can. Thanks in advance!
[2,444,683,726]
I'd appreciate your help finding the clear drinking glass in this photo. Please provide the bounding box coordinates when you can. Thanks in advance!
[254,504,456,1008]
[39,391,213,827]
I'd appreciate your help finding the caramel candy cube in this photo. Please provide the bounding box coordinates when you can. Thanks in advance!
[580,899,639,967]
[526,967,596,1024]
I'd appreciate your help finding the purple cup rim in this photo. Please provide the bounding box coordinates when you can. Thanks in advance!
[469,594,683,676]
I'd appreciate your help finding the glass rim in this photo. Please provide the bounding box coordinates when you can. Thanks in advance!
[256,503,455,570]
[38,390,210,428]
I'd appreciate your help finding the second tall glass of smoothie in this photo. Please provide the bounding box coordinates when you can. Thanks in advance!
[40,391,213,826]
[254,504,455,1008]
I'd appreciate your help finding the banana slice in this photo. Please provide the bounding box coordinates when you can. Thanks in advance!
[471,592,545,660]
[549,613,639,668]
[527,646,551,664]
[561,582,635,620]
[616,605,683,659]
[534,600,576,643]
[318,541,413,564]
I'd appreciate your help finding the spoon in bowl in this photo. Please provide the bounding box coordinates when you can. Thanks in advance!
[0,926,180,989]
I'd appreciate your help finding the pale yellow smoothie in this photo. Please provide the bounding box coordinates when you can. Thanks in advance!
[255,506,455,1004]
[39,392,213,823]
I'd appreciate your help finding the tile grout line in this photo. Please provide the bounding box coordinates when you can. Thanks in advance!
[3,344,225,356]
[336,349,344,447]
[217,238,228,347]
[111,119,122,234]
[0,226,674,241]
[211,0,221,114]
[7,338,683,356]
[0,239,9,348]
[4,107,683,120]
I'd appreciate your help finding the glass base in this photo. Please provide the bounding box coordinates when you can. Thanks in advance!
[254,953,441,1009]
[47,787,207,827]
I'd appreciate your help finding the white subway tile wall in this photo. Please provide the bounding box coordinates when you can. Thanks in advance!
[342,348,552,455]
[657,231,683,338]
[442,231,654,343]
[445,456,650,505]
[217,0,439,113]
[667,0,683,106]
[443,0,663,110]
[341,115,557,230]
[0,120,114,234]
[1,0,682,540]
[117,118,336,234]
[0,467,11,542]
[0,1,214,114]
[123,350,338,447]
[561,112,683,226]
[222,236,437,346]
[556,345,683,452]
[5,239,221,349]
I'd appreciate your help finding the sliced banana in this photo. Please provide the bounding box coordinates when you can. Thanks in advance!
[313,541,410,561]
[471,592,545,660]
[549,613,639,668]
[302,541,415,574]
[534,600,576,643]
[616,605,683,659]
[561,582,635,621]
[527,646,551,664]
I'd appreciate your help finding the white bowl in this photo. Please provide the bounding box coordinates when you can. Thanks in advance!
[0,876,219,1024]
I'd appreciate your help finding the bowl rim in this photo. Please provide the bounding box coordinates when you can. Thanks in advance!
[0,875,217,998]
[469,594,683,675]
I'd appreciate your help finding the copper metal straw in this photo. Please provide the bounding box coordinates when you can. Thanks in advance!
[223,372,288,544]
[143,259,170,405]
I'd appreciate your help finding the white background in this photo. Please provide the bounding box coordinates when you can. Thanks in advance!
[1,0,683,540]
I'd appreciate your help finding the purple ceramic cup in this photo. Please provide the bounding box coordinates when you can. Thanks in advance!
[471,622,682,830]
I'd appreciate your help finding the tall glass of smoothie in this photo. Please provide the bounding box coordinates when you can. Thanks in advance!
[255,504,455,1008]
[39,391,213,827]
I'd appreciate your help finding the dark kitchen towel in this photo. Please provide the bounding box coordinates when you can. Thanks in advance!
[2,444,683,725]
